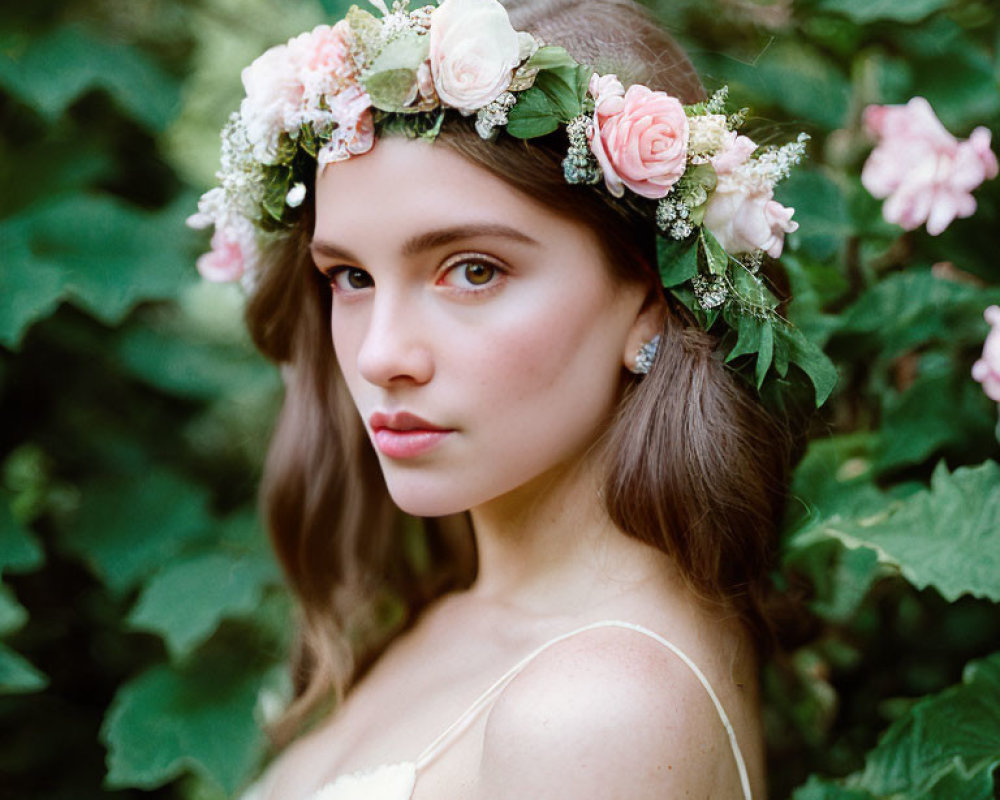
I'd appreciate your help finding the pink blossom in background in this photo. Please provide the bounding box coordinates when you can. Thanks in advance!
[588,77,689,199]
[972,305,1000,402]
[196,229,247,283]
[861,97,998,236]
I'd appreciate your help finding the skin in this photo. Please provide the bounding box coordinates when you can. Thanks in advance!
[256,136,765,800]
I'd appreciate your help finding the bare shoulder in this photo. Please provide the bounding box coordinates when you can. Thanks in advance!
[476,624,748,800]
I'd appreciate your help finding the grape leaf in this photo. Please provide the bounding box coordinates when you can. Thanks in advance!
[0,25,180,130]
[127,551,280,661]
[0,194,197,348]
[62,470,214,597]
[102,657,269,793]
[790,461,1000,602]
[855,651,1000,799]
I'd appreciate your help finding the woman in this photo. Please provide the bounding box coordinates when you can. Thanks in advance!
[189,0,830,797]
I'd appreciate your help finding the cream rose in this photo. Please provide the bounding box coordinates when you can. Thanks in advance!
[428,0,524,115]
[703,176,798,258]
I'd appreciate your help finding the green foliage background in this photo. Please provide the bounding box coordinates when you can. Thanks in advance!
[1,0,998,798]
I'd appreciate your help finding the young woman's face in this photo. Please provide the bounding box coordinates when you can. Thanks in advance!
[312,136,651,517]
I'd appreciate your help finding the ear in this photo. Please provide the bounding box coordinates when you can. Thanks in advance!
[622,286,668,373]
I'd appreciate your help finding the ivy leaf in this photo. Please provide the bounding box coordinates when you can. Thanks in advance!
[0,642,48,695]
[657,236,698,287]
[792,461,1000,603]
[854,651,1000,799]
[101,656,270,793]
[0,25,180,130]
[127,551,280,661]
[756,319,774,388]
[725,313,763,363]
[62,470,214,597]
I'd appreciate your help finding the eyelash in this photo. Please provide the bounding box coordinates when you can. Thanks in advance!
[324,254,508,297]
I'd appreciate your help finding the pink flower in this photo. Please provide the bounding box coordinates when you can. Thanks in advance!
[703,132,798,257]
[588,77,689,199]
[972,305,1000,402]
[196,228,247,283]
[703,180,798,258]
[861,97,998,236]
[318,86,375,165]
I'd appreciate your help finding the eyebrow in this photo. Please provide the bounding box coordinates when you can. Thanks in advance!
[310,223,540,263]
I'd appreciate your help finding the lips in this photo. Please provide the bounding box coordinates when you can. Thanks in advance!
[368,411,454,458]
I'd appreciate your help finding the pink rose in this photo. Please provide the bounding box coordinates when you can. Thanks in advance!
[972,305,1000,402]
[861,97,999,236]
[588,78,689,199]
[429,0,526,115]
[703,179,798,258]
[196,228,247,283]
[703,133,798,257]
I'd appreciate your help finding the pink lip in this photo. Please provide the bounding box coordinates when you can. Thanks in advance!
[369,411,453,459]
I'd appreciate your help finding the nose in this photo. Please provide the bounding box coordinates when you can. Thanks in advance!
[356,289,434,387]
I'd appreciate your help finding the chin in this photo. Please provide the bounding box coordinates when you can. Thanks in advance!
[382,474,477,518]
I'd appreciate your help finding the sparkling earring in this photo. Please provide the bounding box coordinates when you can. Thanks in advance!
[632,334,660,375]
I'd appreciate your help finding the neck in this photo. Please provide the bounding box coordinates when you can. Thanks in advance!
[466,454,670,616]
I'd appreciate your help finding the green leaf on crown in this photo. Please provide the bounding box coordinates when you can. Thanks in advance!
[523,45,580,72]
[346,6,384,67]
[508,63,591,137]
[0,642,48,695]
[262,166,292,223]
[657,236,698,287]
[364,30,429,112]
[773,322,838,406]
[700,229,728,276]
[506,86,563,137]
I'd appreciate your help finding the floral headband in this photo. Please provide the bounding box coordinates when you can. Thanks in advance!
[187,0,837,407]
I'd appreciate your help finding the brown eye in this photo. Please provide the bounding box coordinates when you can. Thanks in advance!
[331,267,373,291]
[463,262,495,286]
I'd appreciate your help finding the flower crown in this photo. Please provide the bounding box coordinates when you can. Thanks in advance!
[188,0,837,407]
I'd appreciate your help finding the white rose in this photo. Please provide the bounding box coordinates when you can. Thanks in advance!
[429,0,523,115]
[704,174,798,258]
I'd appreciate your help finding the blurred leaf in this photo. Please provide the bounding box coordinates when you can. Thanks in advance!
[0,496,43,576]
[814,0,950,24]
[0,642,48,694]
[63,469,214,597]
[793,774,880,799]
[0,193,197,348]
[778,169,852,262]
[875,360,997,473]
[0,25,180,130]
[0,584,28,635]
[706,41,850,130]
[911,49,1000,133]
[833,270,1000,359]
[855,651,1000,799]
[115,324,275,401]
[127,551,279,661]
[102,655,267,793]
[793,461,1000,602]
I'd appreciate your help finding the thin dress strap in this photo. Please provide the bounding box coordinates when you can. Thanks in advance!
[414,619,753,800]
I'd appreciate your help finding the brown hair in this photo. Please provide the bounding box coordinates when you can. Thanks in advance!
[245,0,798,748]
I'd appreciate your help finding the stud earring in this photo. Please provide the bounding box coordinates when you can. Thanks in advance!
[632,334,660,375]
